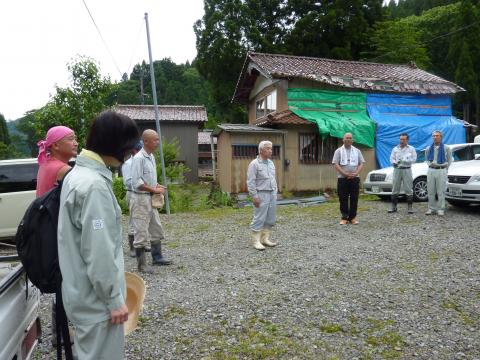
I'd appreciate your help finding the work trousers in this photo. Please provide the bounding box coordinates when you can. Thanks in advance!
[250,191,277,232]
[392,168,413,196]
[337,177,360,221]
[126,191,134,236]
[73,319,124,360]
[427,168,447,211]
[131,193,165,249]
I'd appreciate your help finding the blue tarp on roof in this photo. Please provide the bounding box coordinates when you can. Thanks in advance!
[366,94,466,168]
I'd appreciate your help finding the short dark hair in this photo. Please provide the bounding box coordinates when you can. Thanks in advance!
[399,133,409,140]
[86,110,140,163]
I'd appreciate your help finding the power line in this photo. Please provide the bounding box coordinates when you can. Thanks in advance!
[125,19,146,79]
[81,0,123,78]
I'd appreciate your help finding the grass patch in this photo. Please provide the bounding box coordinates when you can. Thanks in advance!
[441,299,476,326]
[204,316,307,359]
[320,323,344,334]
[164,305,188,319]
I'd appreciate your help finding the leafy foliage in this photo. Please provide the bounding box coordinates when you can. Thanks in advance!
[33,56,115,148]
[154,137,191,184]
[194,0,384,124]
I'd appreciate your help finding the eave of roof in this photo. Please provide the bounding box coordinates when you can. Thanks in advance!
[115,104,208,122]
[232,52,465,103]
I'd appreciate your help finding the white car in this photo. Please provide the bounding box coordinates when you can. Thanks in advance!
[364,143,480,201]
[0,158,38,240]
[446,155,480,206]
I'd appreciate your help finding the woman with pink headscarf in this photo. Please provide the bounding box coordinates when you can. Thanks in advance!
[36,125,78,197]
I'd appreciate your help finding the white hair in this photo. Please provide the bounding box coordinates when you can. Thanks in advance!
[432,130,443,137]
[258,140,272,152]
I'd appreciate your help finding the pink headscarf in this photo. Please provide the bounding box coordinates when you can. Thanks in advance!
[37,126,74,164]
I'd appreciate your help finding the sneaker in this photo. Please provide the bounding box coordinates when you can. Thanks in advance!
[425,209,434,215]
[350,218,359,225]
[339,219,348,225]
[437,210,445,216]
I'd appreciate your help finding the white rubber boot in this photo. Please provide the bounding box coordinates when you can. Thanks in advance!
[260,229,277,247]
[251,231,265,250]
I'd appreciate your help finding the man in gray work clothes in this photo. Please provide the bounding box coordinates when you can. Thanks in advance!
[388,133,417,214]
[425,130,452,216]
[131,129,172,272]
[247,140,278,251]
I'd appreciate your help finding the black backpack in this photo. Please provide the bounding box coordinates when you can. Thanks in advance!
[15,173,74,360]
[15,178,65,293]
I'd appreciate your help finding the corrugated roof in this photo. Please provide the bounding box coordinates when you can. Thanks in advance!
[198,131,217,144]
[233,52,465,103]
[115,105,207,122]
[212,124,286,136]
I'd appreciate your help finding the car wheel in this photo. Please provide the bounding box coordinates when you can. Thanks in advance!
[413,177,428,202]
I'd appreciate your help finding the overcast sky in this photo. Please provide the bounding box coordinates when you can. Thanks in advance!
[0,0,204,121]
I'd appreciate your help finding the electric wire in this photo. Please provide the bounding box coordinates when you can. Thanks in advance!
[81,0,123,78]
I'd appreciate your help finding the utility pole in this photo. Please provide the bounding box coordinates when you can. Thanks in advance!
[140,66,145,105]
[145,12,170,214]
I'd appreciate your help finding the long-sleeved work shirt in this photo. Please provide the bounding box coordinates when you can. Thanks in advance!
[131,148,157,194]
[58,151,125,326]
[121,156,133,191]
[390,144,417,167]
[247,157,277,198]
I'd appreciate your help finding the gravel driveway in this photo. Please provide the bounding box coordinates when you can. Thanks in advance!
[33,197,480,359]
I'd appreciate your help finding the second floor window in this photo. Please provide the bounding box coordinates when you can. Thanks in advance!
[256,90,277,119]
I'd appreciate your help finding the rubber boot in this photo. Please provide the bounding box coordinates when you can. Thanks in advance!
[128,235,136,258]
[388,195,398,213]
[251,231,265,250]
[151,242,172,266]
[136,248,154,274]
[407,196,414,214]
[260,229,277,247]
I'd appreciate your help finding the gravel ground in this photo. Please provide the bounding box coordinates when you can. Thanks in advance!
[33,197,480,359]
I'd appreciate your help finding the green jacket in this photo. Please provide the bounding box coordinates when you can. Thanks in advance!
[58,154,125,325]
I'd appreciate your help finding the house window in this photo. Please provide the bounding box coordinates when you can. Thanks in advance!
[232,144,280,159]
[255,90,277,119]
[299,134,337,164]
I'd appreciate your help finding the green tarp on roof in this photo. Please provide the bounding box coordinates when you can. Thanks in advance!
[288,89,376,147]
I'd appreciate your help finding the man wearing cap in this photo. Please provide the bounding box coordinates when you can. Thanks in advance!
[122,141,143,258]
[332,133,365,225]
[425,130,452,216]
[131,129,172,273]
[388,133,417,214]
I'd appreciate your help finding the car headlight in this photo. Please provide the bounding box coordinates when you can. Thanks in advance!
[470,174,480,183]
[385,173,393,181]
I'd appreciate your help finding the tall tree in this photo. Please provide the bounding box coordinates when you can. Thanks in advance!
[34,56,114,148]
[0,113,10,145]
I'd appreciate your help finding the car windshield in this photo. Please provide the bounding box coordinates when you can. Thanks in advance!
[416,150,426,163]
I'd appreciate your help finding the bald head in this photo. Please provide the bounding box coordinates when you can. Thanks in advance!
[142,129,159,154]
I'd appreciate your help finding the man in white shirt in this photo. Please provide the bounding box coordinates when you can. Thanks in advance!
[332,133,365,225]
[388,133,417,214]
[121,141,143,257]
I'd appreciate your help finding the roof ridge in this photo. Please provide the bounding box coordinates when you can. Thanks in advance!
[249,51,418,68]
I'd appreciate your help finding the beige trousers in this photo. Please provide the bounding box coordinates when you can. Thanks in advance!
[131,193,165,248]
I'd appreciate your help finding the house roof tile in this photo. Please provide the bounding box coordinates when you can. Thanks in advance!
[233,52,464,103]
[255,110,310,126]
[115,104,207,122]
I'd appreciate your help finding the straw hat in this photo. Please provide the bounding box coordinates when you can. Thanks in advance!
[124,271,146,335]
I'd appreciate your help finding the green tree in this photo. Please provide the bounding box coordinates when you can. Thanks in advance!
[34,56,114,148]
[0,113,10,145]
[367,20,430,68]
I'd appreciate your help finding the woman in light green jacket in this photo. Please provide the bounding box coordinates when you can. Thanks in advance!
[58,111,140,360]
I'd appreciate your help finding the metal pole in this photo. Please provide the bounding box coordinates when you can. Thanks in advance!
[145,12,170,214]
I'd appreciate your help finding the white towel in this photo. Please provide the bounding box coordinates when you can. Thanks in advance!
[339,145,359,166]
